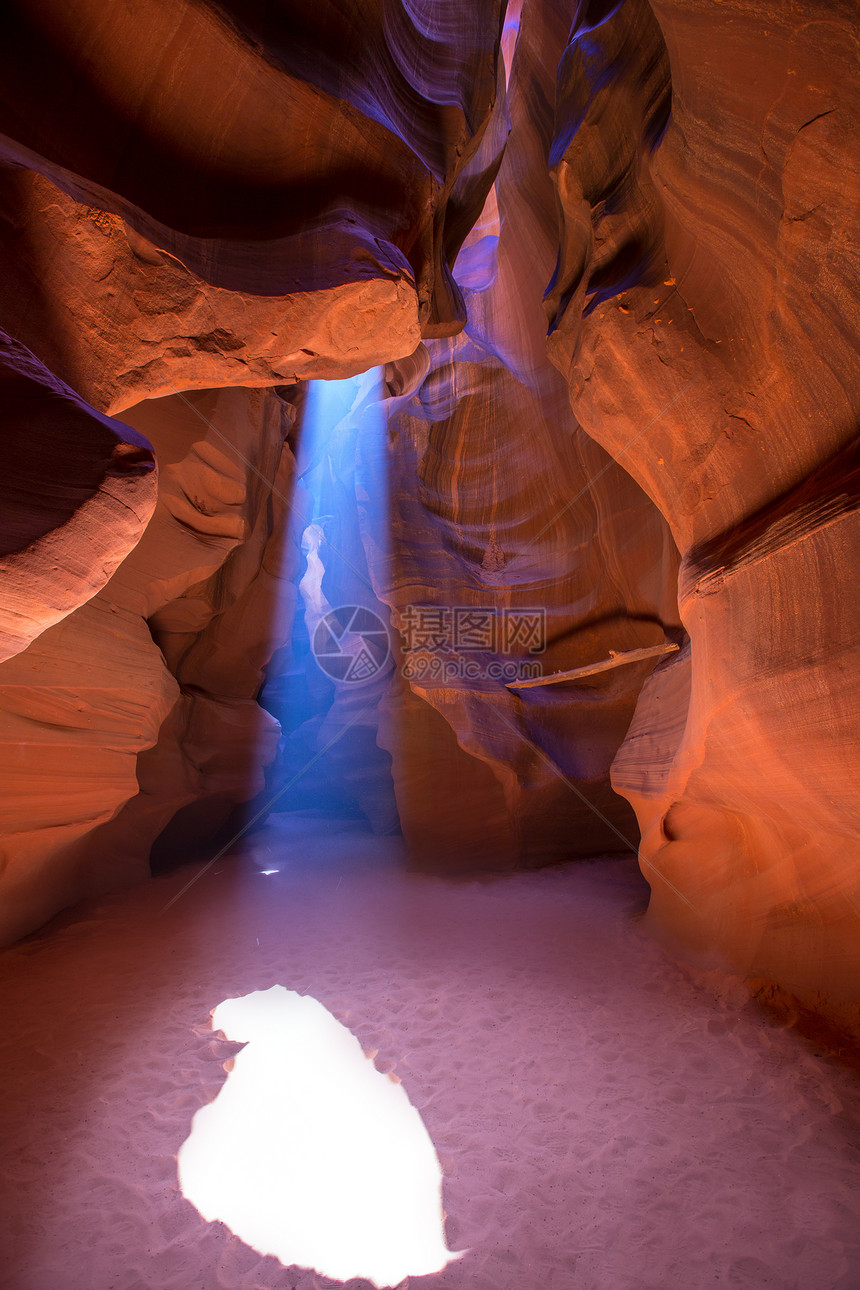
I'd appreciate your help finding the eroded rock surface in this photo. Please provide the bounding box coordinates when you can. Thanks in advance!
[0,0,506,351]
[0,330,157,662]
[0,387,295,942]
[0,0,856,1042]
[0,0,506,939]
[0,165,421,415]
[264,0,682,870]
[547,0,860,1030]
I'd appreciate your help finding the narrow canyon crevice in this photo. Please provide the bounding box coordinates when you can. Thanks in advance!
[0,0,858,1046]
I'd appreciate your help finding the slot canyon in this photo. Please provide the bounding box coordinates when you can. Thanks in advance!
[1,1,859,1287]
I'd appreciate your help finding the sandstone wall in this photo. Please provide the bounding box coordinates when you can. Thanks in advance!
[0,0,856,1042]
[0,0,506,940]
[546,0,860,1031]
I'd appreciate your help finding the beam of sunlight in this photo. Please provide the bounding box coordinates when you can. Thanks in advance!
[295,368,390,664]
[177,986,462,1287]
[258,367,400,834]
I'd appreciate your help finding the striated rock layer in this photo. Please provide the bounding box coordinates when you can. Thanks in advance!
[0,0,506,349]
[381,0,679,869]
[0,164,422,416]
[269,0,682,871]
[0,330,157,662]
[547,0,860,1032]
[0,0,856,1047]
[0,387,296,942]
[0,0,507,939]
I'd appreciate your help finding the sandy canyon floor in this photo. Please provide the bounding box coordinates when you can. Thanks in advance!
[2,814,859,1290]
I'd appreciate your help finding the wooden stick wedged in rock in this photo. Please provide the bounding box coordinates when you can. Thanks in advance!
[506,642,680,690]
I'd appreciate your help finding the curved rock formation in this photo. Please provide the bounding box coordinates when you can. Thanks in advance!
[0,164,421,416]
[547,0,860,1031]
[0,0,856,1046]
[0,330,157,662]
[284,0,682,870]
[0,386,295,942]
[0,0,505,344]
[0,0,506,937]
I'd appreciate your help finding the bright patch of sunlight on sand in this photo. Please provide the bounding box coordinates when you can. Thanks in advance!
[177,986,461,1287]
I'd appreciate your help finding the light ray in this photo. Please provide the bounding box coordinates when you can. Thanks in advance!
[178,986,463,1287]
